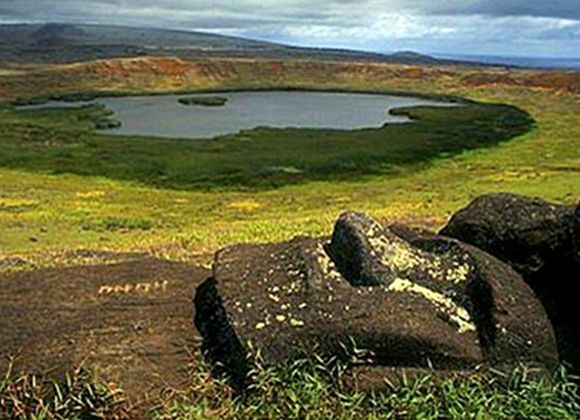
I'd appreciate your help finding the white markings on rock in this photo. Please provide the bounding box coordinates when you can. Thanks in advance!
[315,243,344,282]
[388,278,476,333]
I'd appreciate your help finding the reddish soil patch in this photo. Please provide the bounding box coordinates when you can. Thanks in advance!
[462,72,519,87]
[93,57,191,78]
[462,70,580,94]
[0,257,209,408]
[525,72,580,94]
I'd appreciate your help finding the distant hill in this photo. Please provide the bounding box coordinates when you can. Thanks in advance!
[0,23,494,67]
[435,53,580,70]
[32,22,88,41]
[389,51,440,65]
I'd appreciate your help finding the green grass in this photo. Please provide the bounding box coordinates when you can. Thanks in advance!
[0,84,578,270]
[81,215,153,232]
[0,360,128,419]
[154,353,580,420]
[3,352,579,420]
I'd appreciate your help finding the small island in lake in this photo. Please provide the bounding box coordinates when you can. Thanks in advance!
[178,96,228,107]
[95,118,122,130]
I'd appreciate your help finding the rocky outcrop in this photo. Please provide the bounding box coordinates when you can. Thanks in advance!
[194,211,558,389]
[441,193,579,369]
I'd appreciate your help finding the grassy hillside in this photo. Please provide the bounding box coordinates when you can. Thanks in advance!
[0,23,277,65]
[0,23,451,66]
[0,60,578,268]
[0,56,578,104]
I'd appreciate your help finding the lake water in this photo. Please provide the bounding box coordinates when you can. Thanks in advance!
[26,91,455,139]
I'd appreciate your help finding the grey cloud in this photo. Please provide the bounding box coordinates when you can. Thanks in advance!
[414,0,580,20]
[0,0,341,29]
[2,0,579,25]
[0,0,578,58]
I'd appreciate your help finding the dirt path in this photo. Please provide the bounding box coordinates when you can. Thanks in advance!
[0,257,209,409]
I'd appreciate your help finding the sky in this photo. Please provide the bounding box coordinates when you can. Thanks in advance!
[0,0,579,58]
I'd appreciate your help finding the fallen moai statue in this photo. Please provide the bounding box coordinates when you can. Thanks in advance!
[194,210,558,389]
[441,193,580,371]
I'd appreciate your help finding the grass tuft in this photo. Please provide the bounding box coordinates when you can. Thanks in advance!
[0,359,129,419]
[154,351,580,420]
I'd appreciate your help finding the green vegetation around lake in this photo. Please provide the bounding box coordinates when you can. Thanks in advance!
[0,97,533,190]
[178,96,228,107]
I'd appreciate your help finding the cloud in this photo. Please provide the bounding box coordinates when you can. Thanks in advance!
[3,0,579,25]
[0,0,579,57]
[404,0,580,20]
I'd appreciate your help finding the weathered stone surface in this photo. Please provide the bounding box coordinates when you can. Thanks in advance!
[325,212,396,286]
[0,257,209,412]
[194,212,558,388]
[393,224,557,370]
[440,193,579,369]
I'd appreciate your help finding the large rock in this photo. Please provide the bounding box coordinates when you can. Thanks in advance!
[440,193,576,283]
[440,193,579,369]
[574,201,580,267]
[194,212,558,389]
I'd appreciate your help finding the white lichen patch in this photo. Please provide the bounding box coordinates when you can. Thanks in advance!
[369,230,428,273]
[445,263,471,284]
[255,322,266,330]
[276,314,287,323]
[290,318,305,327]
[388,278,476,334]
[366,226,472,284]
[315,243,344,282]
[281,280,302,295]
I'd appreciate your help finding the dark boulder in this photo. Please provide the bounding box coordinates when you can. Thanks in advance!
[440,193,576,281]
[574,200,580,267]
[194,212,557,389]
[441,193,579,369]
